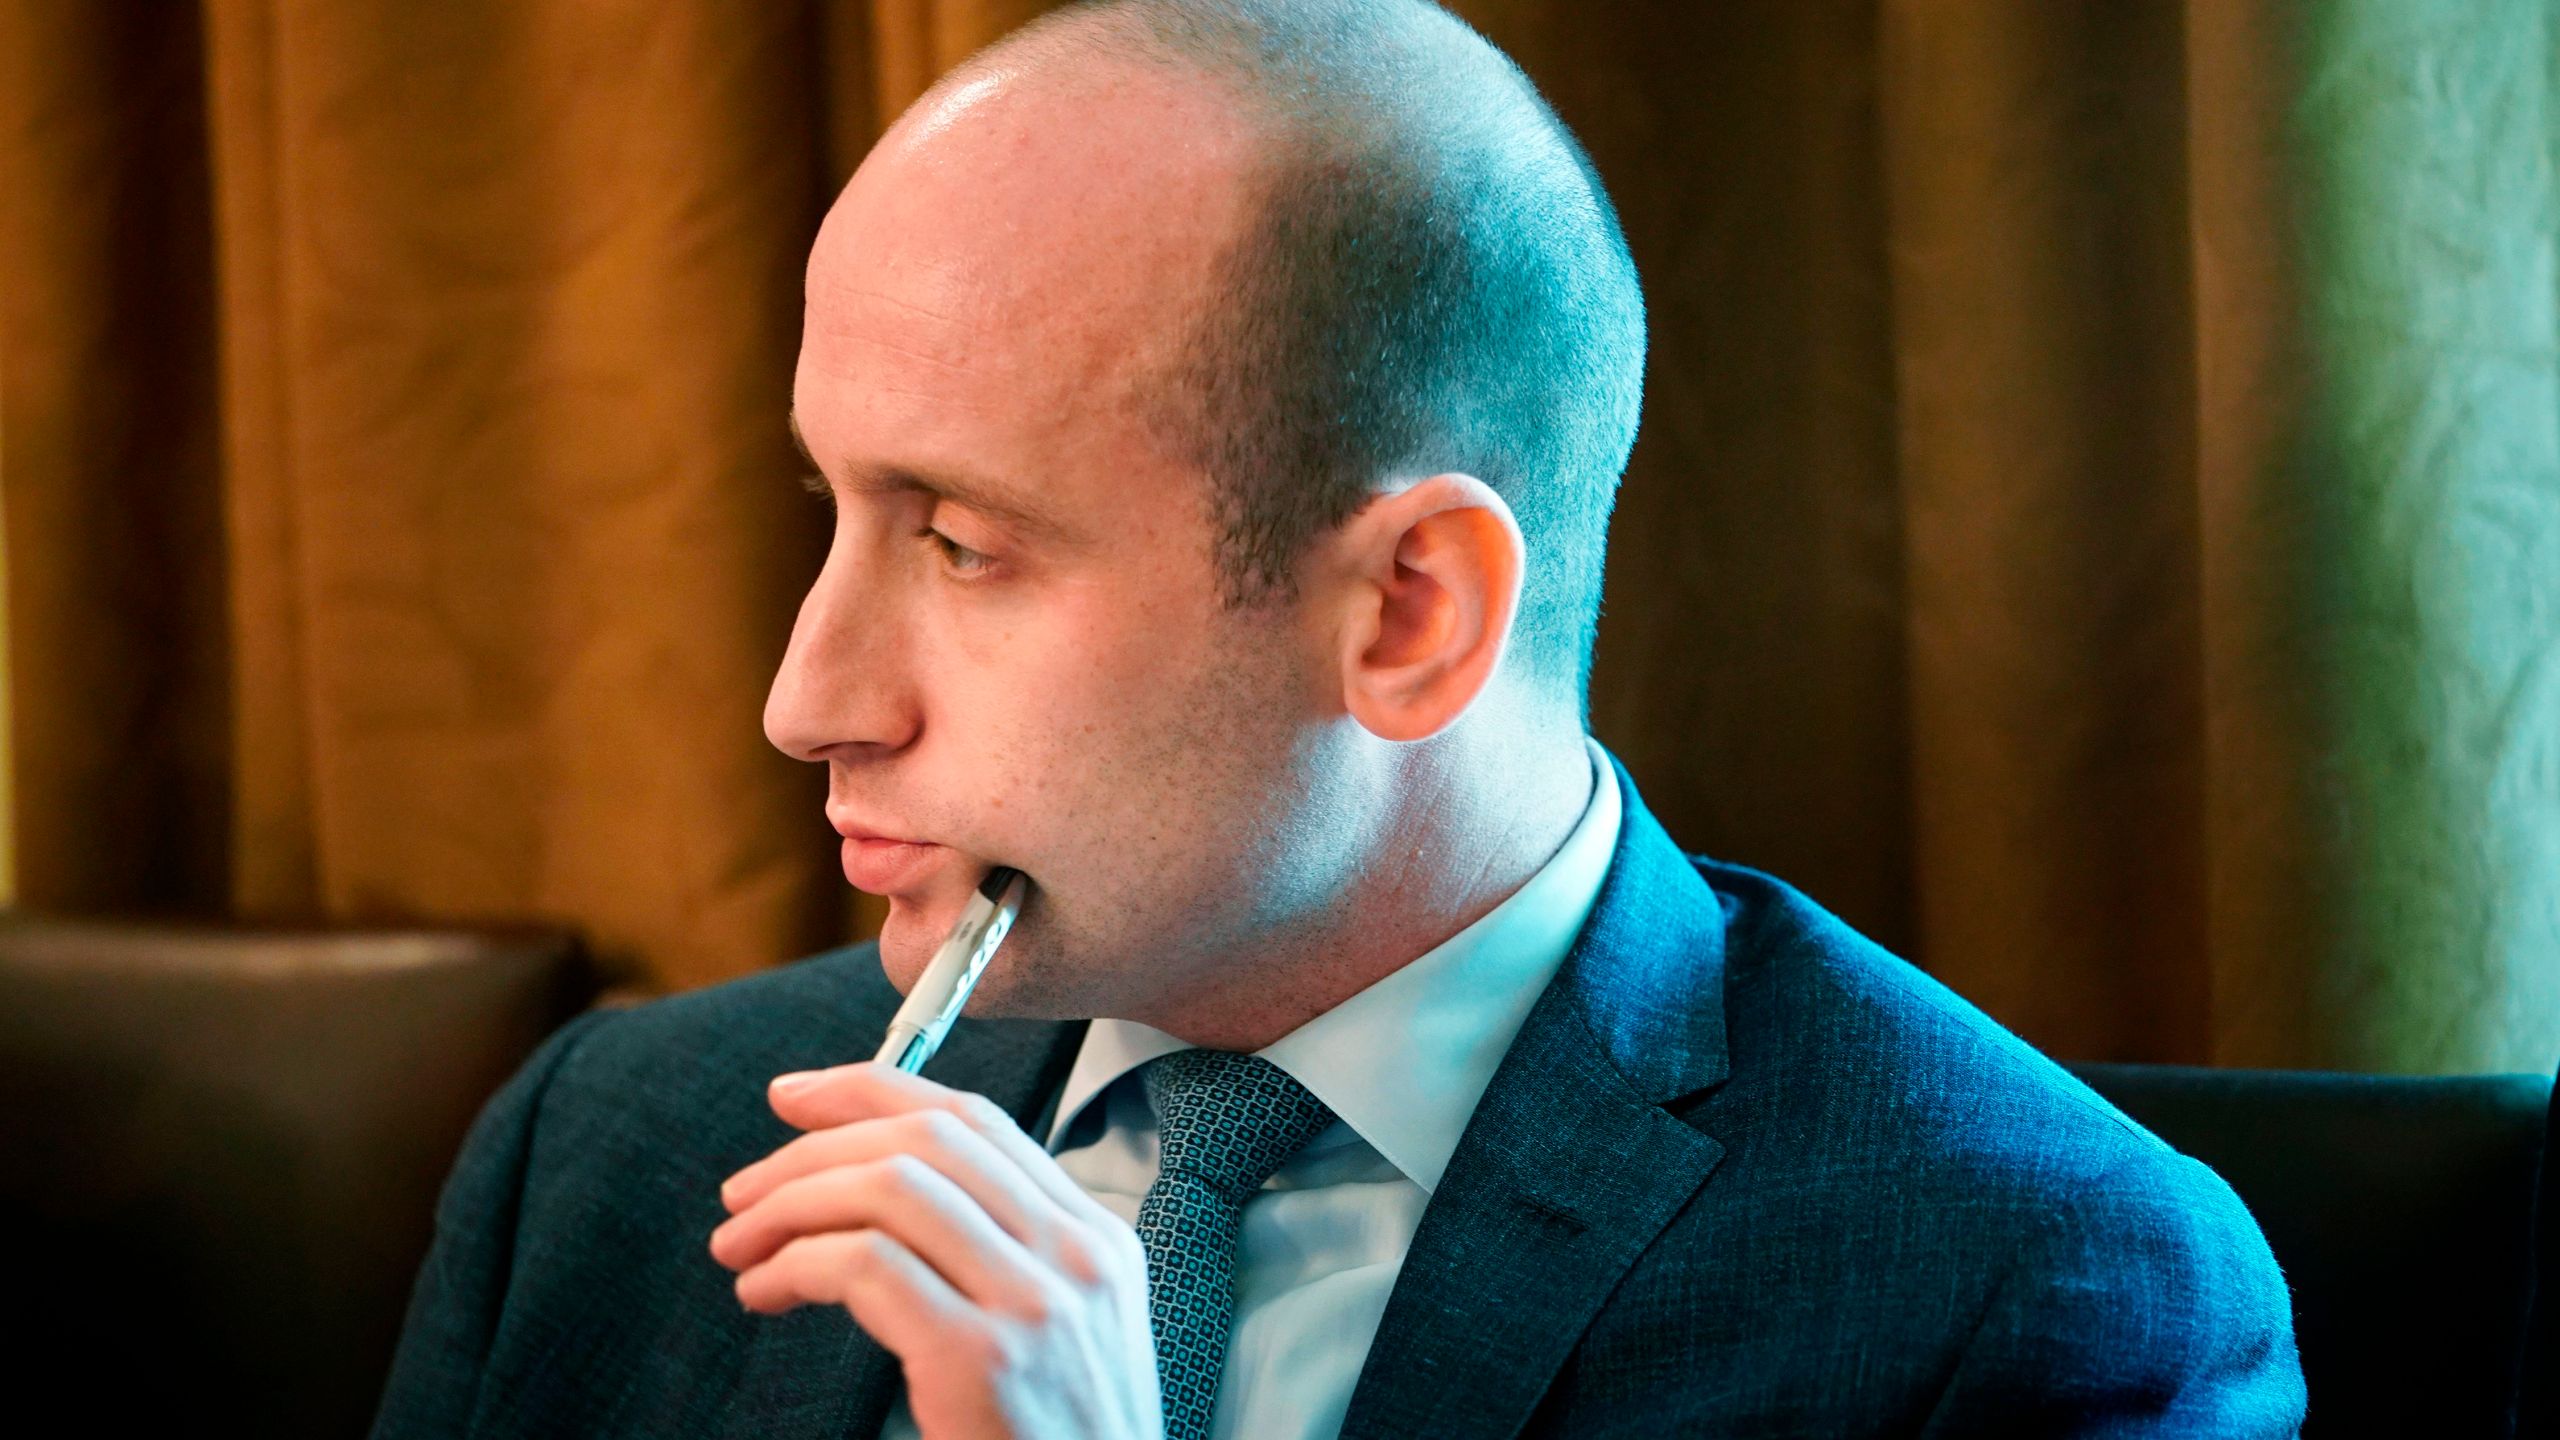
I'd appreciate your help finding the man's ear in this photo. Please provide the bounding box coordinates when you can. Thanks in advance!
[1324,472,1525,743]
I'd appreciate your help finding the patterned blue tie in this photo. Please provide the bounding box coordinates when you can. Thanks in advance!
[1135,1050,1338,1440]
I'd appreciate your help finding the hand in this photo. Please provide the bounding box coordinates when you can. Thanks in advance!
[710,1062,1164,1440]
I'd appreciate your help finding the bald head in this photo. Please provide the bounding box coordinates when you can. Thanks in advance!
[777,0,1641,1029]
[847,0,1643,706]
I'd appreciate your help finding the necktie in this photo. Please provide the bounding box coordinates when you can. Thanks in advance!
[1135,1050,1338,1440]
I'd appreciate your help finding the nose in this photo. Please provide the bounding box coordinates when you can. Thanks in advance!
[764,540,920,762]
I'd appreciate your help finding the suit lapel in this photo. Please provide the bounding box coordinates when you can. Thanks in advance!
[718,1007,1087,1440]
[1339,759,1733,1440]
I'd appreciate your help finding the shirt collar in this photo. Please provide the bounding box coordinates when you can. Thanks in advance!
[1042,736,1623,1195]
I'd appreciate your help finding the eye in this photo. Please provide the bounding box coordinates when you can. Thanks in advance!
[918,526,992,577]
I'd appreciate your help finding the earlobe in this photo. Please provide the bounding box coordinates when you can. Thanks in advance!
[1337,474,1523,743]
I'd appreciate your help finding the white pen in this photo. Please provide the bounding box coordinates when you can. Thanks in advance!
[871,866,1030,1074]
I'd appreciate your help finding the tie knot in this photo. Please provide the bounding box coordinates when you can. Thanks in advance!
[1141,1050,1336,1202]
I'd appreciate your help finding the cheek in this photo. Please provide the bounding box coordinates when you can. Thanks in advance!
[990,614,1206,789]
[893,579,1194,847]
[985,598,1286,834]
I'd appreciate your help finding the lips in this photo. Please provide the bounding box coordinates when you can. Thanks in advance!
[838,835,946,893]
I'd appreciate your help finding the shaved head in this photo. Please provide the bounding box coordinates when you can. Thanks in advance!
[776,0,1637,1036]
[938,0,1646,706]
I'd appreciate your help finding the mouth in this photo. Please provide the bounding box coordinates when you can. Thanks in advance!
[829,816,951,895]
[837,836,947,894]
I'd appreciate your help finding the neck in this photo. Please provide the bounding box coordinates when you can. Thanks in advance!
[1136,716,1598,1052]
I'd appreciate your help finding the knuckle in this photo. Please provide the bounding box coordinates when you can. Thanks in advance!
[946,1319,1006,1374]
[1047,1231,1102,1287]
[956,1092,1011,1132]
[833,1229,891,1273]
[872,1151,935,1197]
[1010,1281,1058,1330]
[913,1106,972,1151]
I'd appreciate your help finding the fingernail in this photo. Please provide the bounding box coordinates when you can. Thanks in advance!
[772,1070,820,1096]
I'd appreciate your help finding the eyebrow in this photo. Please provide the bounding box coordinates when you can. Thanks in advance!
[788,412,1082,545]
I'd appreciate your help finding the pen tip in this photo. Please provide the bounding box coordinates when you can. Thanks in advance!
[977,866,1023,902]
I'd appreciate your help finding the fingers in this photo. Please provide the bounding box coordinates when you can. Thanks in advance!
[722,1062,1162,1432]
[735,1229,975,1367]
[714,1151,1049,1314]
[762,1062,1119,1230]
[723,1107,1046,1241]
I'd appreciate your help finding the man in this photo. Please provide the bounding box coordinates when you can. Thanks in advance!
[373,1,2307,1436]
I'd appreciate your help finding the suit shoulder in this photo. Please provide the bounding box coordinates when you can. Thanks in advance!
[1698,858,2190,1207]
[522,942,900,1180]
[1676,860,2295,1402]
[574,940,899,1079]
[1930,1146,2305,1431]
[1563,854,2301,1431]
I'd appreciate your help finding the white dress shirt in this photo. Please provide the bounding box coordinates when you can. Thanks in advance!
[878,737,1621,1440]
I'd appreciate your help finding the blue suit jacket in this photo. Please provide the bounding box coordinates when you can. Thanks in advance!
[373,761,2307,1437]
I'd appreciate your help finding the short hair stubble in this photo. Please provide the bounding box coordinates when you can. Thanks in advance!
[971,0,1648,709]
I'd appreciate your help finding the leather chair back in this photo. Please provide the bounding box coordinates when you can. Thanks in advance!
[2073,1062,2552,1439]
[0,916,592,1439]
[2519,1074,2557,1440]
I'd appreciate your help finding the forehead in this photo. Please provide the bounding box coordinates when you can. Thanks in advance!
[798,61,1259,464]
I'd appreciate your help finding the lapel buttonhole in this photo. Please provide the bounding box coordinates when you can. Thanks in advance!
[1519,1193,1588,1236]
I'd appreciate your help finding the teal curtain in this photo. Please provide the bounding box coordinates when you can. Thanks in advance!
[2187,0,2560,1071]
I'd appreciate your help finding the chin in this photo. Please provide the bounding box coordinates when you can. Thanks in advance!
[873,904,946,995]
[868,887,1039,1011]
